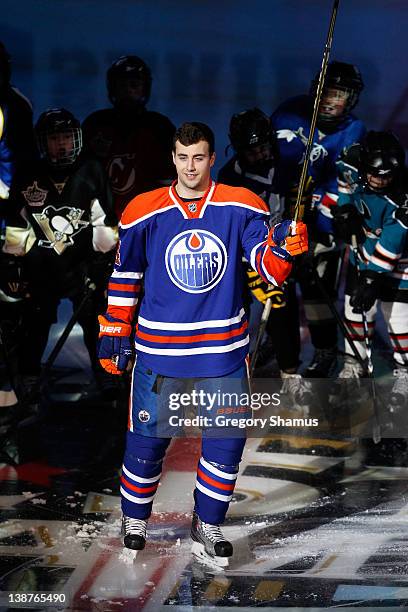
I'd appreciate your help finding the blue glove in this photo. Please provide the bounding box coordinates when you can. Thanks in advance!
[98,314,133,375]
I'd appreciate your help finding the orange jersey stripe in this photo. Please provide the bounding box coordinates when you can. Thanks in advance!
[108,282,140,292]
[137,321,248,345]
[121,475,159,494]
[197,468,235,491]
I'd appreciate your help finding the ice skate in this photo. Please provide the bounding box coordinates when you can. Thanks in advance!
[303,347,337,378]
[190,511,232,570]
[122,514,147,552]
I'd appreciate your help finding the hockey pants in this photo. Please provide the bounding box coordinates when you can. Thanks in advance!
[344,265,408,365]
[121,360,248,525]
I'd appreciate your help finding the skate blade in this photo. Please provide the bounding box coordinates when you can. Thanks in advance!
[191,541,230,571]
[118,547,139,564]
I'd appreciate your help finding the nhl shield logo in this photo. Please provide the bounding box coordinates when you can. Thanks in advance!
[165,230,227,293]
[138,409,150,423]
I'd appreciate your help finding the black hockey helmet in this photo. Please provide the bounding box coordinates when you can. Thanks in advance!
[0,42,11,92]
[312,61,364,126]
[107,55,152,107]
[35,108,82,167]
[360,130,405,192]
[229,108,274,152]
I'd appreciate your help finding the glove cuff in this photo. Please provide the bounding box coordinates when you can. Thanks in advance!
[98,314,132,337]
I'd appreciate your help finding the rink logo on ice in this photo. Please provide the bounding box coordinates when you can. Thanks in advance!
[138,409,150,423]
[165,230,227,293]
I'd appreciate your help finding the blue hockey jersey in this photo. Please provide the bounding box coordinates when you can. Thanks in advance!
[107,181,293,377]
[271,95,366,234]
[0,105,14,202]
[337,146,408,289]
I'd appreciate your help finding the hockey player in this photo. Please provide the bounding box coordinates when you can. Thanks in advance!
[333,131,408,408]
[218,108,311,406]
[271,61,366,379]
[98,122,308,566]
[3,108,117,394]
[82,55,176,218]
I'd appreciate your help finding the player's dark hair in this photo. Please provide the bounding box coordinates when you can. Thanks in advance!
[173,122,215,155]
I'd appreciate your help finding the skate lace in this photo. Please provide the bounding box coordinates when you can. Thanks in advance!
[123,517,147,536]
[392,368,408,395]
[201,521,225,544]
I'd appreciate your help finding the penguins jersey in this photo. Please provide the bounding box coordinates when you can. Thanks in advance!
[271,94,366,233]
[107,181,293,377]
[217,156,285,225]
[82,108,176,217]
[337,146,408,289]
[4,157,118,276]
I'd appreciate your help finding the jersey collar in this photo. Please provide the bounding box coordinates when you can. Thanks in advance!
[169,180,216,219]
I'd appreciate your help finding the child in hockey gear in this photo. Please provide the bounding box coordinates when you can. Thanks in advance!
[82,55,176,218]
[3,108,117,390]
[218,109,303,382]
[98,122,308,567]
[334,131,408,409]
[271,61,366,379]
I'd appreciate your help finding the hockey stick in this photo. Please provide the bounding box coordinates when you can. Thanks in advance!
[351,235,381,444]
[251,0,340,375]
[249,297,272,377]
[18,280,97,408]
[293,0,340,223]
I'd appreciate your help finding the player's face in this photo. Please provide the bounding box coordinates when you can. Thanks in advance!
[46,131,75,163]
[173,140,215,196]
[318,87,349,118]
[242,143,274,172]
[366,172,393,191]
[114,76,145,104]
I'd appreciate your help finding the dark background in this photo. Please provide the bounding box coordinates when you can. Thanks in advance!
[2,0,407,171]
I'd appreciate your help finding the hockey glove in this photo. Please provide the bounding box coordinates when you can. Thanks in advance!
[98,314,133,375]
[268,219,308,261]
[332,204,365,244]
[350,270,381,313]
[246,268,286,307]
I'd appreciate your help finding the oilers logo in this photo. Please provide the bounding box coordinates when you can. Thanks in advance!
[165,230,227,293]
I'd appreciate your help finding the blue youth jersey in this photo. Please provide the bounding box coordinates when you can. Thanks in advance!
[271,94,366,233]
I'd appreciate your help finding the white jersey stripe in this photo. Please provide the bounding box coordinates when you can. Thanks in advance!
[111,271,144,279]
[137,308,246,331]
[120,487,156,504]
[200,457,238,480]
[122,465,162,484]
[135,336,249,356]
[195,481,233,502]
[108,296,138,306]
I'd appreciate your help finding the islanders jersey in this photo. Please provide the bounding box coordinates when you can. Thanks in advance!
[107,181,292,377]
[271,95,366,233]
[337,145,408,289]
